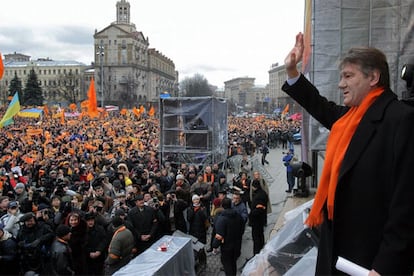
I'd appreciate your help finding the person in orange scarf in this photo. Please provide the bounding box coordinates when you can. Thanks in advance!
[282,32,414,275]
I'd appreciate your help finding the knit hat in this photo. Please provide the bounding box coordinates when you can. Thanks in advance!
[176,174,185,180]
[14,183,25,190]
[55,224,71,238]
[192,194,200,201]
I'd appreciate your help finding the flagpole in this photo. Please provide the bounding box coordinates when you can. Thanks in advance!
[97,43,104,108]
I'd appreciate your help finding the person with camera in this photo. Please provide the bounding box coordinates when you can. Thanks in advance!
[282,149,295,193]
[16,212,55,274]
[36,203,55,231]
[160,191,188,235]
[0,201,23,238]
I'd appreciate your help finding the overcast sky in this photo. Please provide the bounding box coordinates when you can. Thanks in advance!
[0,0,304,88]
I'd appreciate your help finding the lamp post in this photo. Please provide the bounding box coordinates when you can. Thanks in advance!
[97,43,105,107]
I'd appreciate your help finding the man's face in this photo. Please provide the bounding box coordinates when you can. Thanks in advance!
[94,187,104,196]
[52,198,61,208]
[0,198,9,209]
[86,219,95,228]
[205,166,212,174]
[232,194,241,205]
[25,217,36,228]
[143,193,151,202]
[136,198,145,208]
[339,63,375,107]
[15,187,24,195]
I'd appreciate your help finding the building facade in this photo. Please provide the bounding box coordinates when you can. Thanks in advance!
[93,0,177,108]
[223,77,272,113]
[268,63,300,114]
[1,53,90,106]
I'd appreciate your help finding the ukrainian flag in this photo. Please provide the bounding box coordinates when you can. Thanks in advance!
[0,92,21,128]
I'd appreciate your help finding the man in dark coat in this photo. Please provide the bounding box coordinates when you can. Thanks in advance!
[249,180,268,255]
[283,32,414,275]
[126,194,158,254]
[84,212,108,275]
[16,213,55,274]
[212,198,244,276]
[0,224,19,275]
[50,224,74,275]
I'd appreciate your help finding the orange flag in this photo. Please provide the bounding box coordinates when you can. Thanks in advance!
[0,52,4,80]
[69,103,77,112]
[87,79,98,118]
[148,106,155,117]
[139,105,145,114]
[43,105,49,117]
[282,104,289,115]
[132,107,140,117]
[60,108,65,124]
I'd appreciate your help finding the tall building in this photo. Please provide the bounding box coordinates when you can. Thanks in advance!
[93,0,177,108]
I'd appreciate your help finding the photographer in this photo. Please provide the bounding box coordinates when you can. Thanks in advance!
[21,186,51,214]
[16,213,54,274]
[36,204,55,230]
[0,201,23,238]
[160,191,188,235]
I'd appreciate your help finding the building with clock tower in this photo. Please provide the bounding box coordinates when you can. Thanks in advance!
[93,0,178,108]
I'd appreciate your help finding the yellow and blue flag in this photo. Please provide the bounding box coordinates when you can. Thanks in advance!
[0,92,21,128]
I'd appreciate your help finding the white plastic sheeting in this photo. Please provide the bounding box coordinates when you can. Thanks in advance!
[113,235,195,276]
[241,200,317,276]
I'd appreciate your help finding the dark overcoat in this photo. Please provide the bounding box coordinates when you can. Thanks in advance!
[282,74,414,275]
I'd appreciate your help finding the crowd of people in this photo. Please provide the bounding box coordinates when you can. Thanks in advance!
[0,111,300,275]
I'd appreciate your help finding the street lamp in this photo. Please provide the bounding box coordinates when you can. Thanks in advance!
[97,43,105,107]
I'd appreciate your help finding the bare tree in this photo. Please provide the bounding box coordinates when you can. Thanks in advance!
[180,73,213,97]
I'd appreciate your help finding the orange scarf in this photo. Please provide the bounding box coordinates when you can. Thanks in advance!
[305,87,384,227]
[203,173,214,183]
